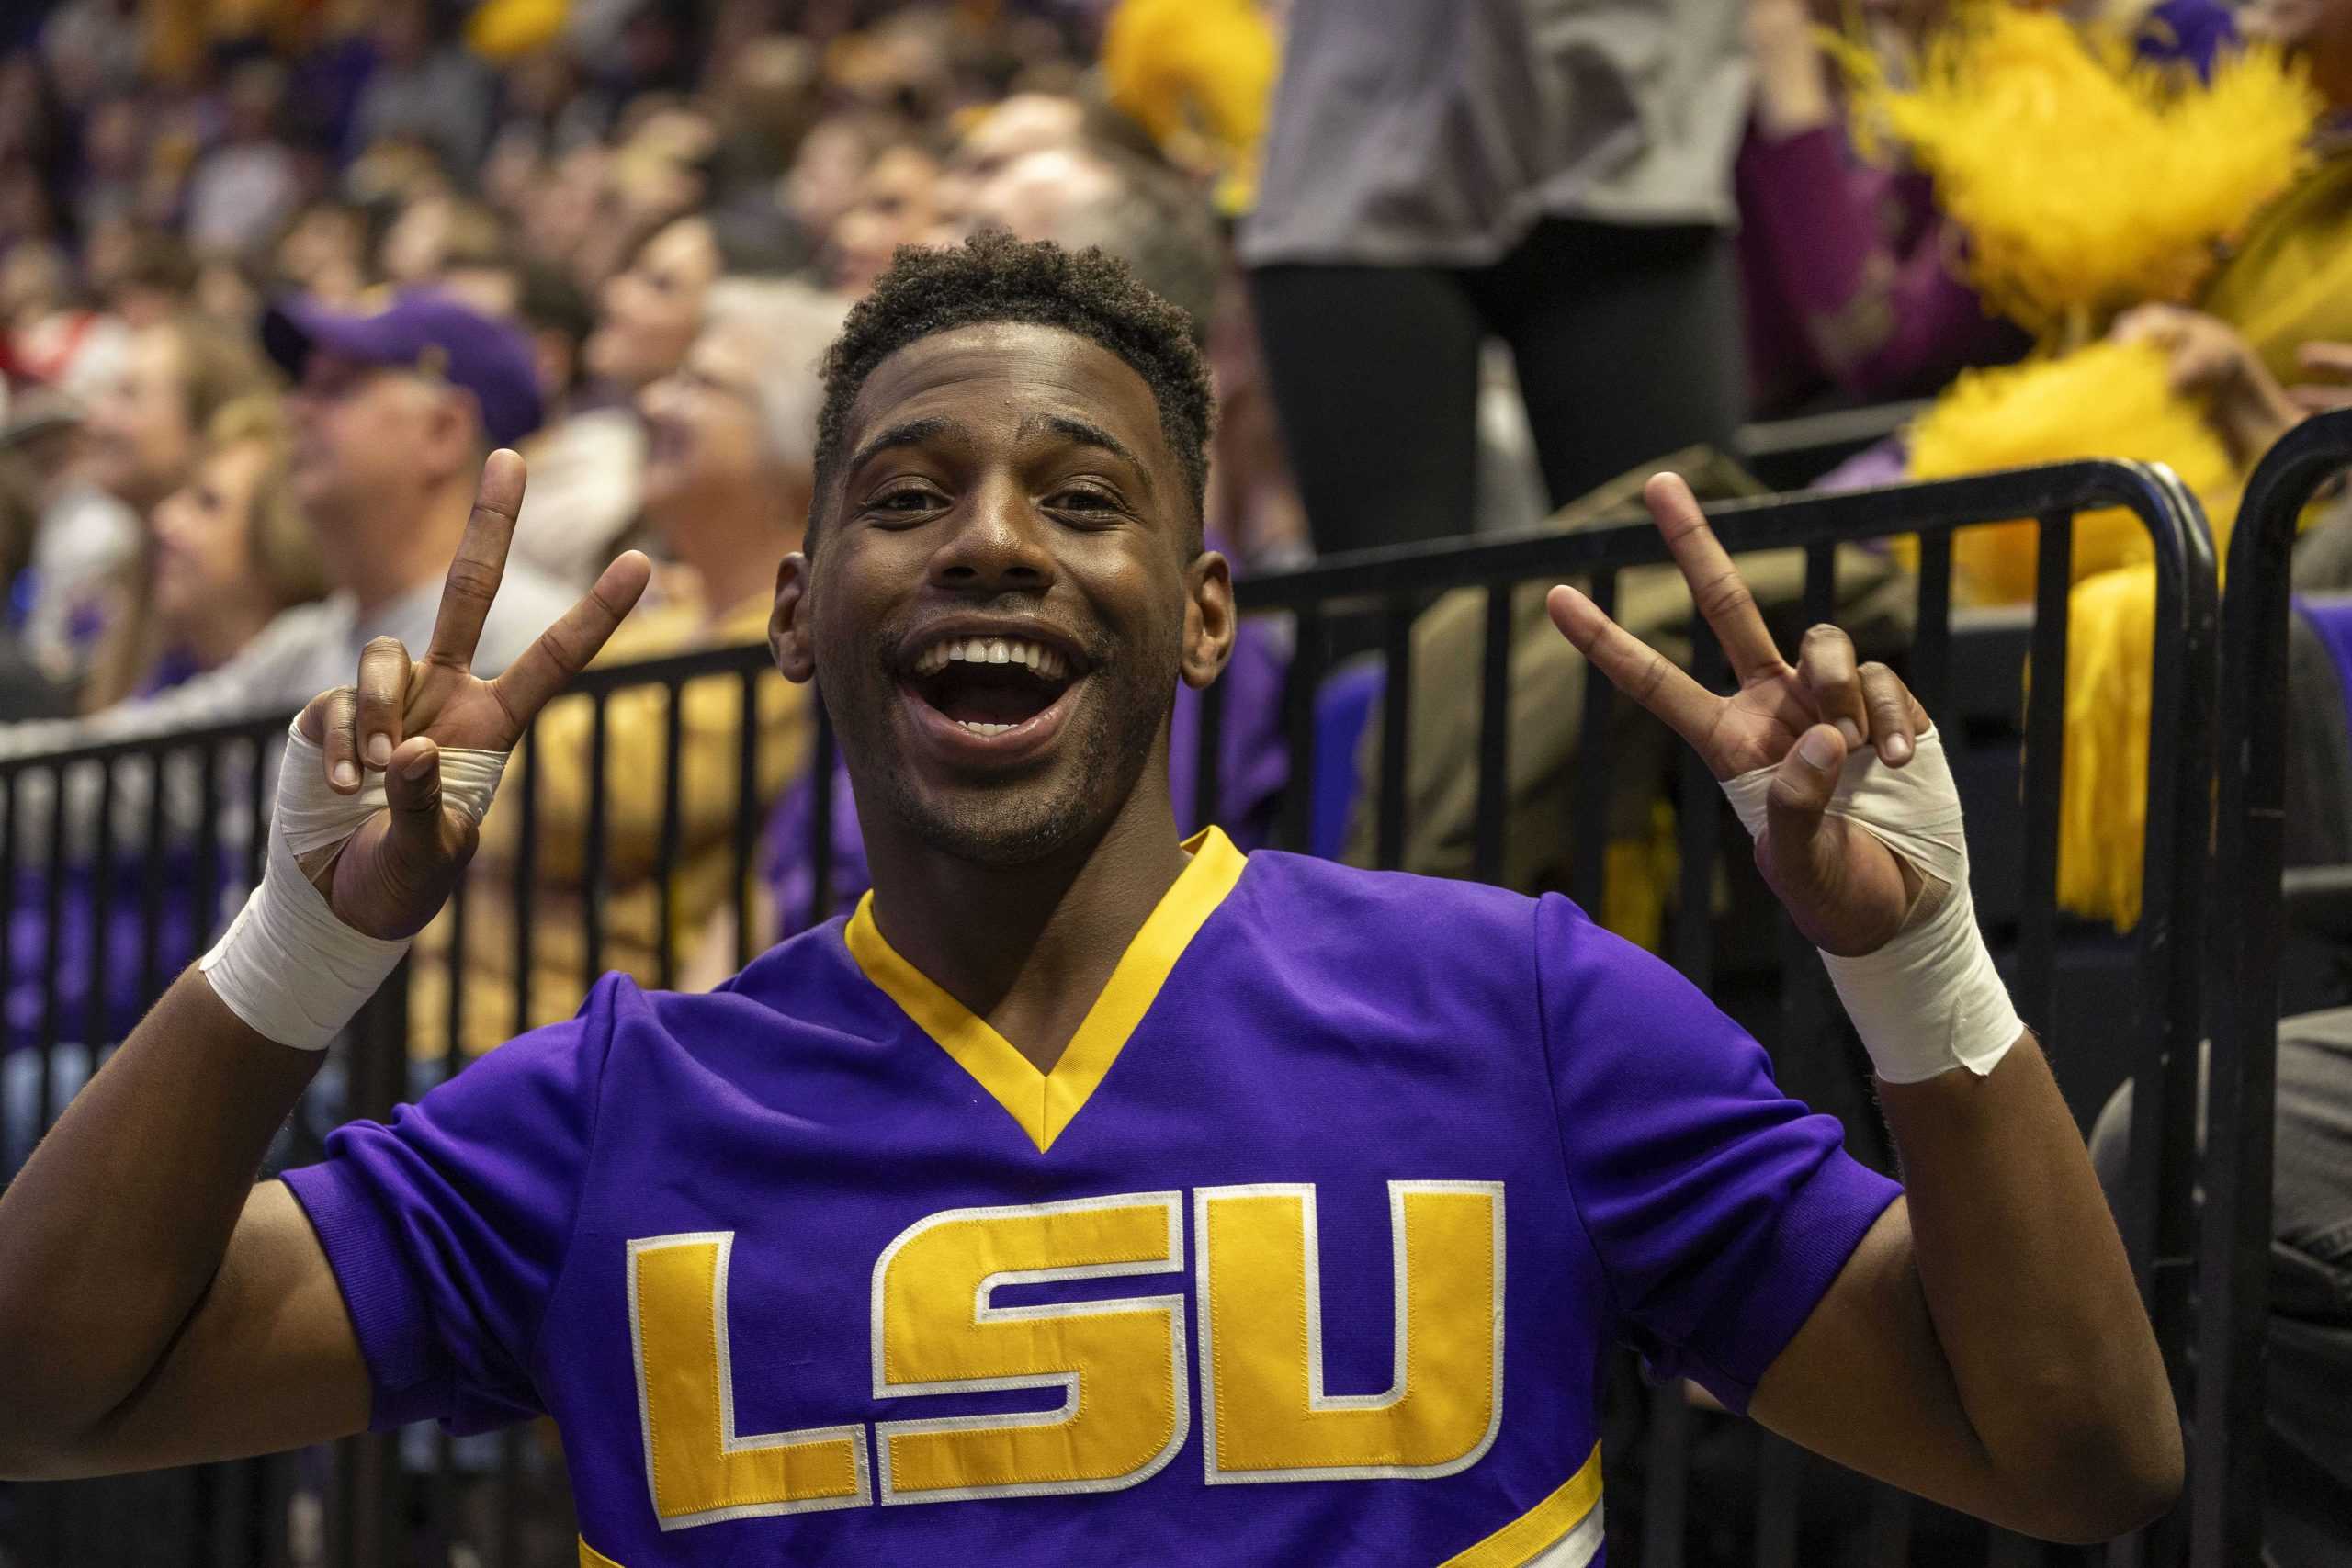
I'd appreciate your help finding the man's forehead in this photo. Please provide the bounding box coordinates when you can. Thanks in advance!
[843,322,1170,463]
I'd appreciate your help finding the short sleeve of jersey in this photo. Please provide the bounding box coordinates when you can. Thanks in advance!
[1535,894,1901,1414]
[278,975,622,1435]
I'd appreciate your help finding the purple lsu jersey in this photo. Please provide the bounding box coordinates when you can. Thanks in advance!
[280,828,1900,1565]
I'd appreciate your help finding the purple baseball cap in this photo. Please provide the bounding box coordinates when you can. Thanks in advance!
[262,289,544,449]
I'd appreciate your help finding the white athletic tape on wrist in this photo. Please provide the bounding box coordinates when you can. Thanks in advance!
[198,723,508,1049]
[1719,727,2024,1084]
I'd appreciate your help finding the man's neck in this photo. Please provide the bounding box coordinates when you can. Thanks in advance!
[328,479,473,623]
[861,776,1193,1076]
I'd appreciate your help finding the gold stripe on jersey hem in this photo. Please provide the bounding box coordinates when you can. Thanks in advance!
[1438,1442,1604,1567]
[578,1540,625,1568]
[845,826,1248,1153]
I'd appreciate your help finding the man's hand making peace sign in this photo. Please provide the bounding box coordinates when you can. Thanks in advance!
[1546,472,1929,960]
[1539,474,2183,1540]
[293,451,650,941]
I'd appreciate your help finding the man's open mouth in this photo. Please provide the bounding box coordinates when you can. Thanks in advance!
[904,635,1080,738]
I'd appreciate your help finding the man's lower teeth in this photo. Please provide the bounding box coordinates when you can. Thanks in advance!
[957,720,1014,736]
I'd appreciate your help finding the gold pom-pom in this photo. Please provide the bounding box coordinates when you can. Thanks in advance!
[1905,339,2239,603]
[1843,4,2318,335]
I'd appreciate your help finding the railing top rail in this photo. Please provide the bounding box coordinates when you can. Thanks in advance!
[2232,408,2352,591]
[1237,457,2209,610]
[0,710,293,779]
[0,643,786,780]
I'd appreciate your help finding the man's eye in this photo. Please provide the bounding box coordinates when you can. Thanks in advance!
[871,487,944,513]
[1048,487,1122,513]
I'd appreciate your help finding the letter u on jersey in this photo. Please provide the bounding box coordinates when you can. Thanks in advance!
[627,1181,1506,1525]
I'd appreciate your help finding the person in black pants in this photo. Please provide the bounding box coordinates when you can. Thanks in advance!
[1240,0,1750,556]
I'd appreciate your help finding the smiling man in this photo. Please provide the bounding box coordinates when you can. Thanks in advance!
[0,235,2179,1563]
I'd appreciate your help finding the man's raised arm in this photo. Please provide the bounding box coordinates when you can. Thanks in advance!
[0,453,648,1478]
[1547,474,2182,1543]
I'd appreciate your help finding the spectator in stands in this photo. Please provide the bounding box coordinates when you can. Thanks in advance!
[349,0,495,175]
[509,263,641,589]
[584,210,803,395]
[2089,1021,2352,1567]
[183,61,301,259]
[1244,0,1749,555]
[413,278,842,1055]
[827,141,944,295]
[0,293,575,755]
[784,111,900,243]
[80,397,325,709]
[44,314,276,691]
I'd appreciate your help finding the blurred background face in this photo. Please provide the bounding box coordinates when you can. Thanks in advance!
[639,327,766,532]
[286,353,435,518]
[967,147,1120,243]
[785,117,882,239]
[150,437,268,629]
[936,93,1084,224]
[829,144,941,295]
[85,322,195,508]
[586,215,718,388]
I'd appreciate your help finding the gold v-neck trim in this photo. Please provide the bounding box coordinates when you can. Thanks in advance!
[845,827,1247,1154]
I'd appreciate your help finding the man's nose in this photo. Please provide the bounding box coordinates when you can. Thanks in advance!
[929,479,1056,594]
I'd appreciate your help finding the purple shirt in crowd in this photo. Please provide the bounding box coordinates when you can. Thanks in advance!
[281,830,1898,1564]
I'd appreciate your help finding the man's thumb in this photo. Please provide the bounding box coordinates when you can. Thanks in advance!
[382,738,450,861]
[1762,723,1845,889]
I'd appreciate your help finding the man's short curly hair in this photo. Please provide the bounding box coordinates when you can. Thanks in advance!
[811,231,1215,544]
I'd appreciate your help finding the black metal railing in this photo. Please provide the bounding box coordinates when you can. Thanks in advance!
[2197,406,2352,1568]
[0,455,2237,1566]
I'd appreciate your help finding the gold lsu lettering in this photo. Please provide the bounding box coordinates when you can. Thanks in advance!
[625,1183,1505,1527]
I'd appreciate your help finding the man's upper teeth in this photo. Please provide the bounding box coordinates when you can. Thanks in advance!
[915,637,1067,678]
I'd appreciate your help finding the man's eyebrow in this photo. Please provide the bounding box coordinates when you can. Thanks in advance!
[844,416,960,476]
[1019,413,1156,495]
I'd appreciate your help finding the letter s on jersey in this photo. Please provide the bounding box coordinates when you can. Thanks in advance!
[627,1182,1504,1527]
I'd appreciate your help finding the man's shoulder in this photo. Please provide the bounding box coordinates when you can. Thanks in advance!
[1216,849,1546,986]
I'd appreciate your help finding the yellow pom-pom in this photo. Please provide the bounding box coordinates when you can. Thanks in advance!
[1906,339,2239,603]
[1844,4,2317,335]
[2056,563,2157,930]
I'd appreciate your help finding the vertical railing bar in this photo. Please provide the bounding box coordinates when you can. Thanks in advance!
[0,774,14,1171]
[583,694,609,987]
[808,705,837,925]
[1670,636,1725,987]
[1641,1382,1690,1568]
[2198,417,2329,1568]
[1913,529,1955,719]
[1192,665,1226,835]
[139,750,167,1006]
[1568,571,1617,916]
[733,665,760,963]
[1865,1483,1913,1567]
[1754,1431,1803,1568]
[2017,512,2072,1034]
[244,734,267,897]
[198,742,221,942]
[38,764,69,1130]
[513,722,538,1036]
[2132,476,2212,1568]
[1277,608,1325,854]
[1375,593,1414,871]
[444,870,470,1080]
[85,758,117,1053]
[431,1427,458,1568]
[497,1426,524,1568]
[655,676,685,991]
[1473,583,1512,886]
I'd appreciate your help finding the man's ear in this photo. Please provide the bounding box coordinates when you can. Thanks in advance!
[1181,548,1237,690]
[771,550,815,682]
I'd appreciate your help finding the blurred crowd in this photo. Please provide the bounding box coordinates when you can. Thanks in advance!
[3,0,2352,1001]
[2,0,2352,1559]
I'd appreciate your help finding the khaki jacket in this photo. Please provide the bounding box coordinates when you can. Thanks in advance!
[409,595,807,1059]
